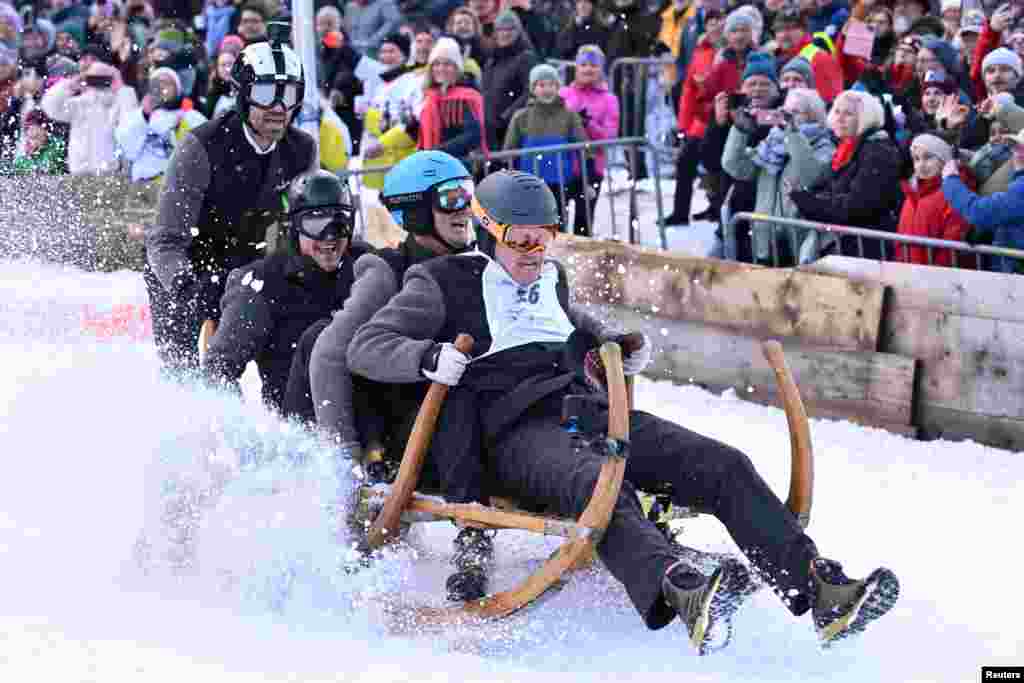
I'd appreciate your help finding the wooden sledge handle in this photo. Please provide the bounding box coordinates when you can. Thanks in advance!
[366,333,474,549]
[198,319,217,366]
[761,340,814,529]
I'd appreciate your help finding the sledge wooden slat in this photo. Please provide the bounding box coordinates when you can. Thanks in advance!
[588,306,916,429]
[366,334,475,550]
[404,495,582,538]
[549,238,885,351]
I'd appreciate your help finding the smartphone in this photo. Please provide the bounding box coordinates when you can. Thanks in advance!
[84,75,114,89]
[728,93,750,111]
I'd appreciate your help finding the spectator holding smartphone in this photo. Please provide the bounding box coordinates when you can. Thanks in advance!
[721,87,835,266]
[41,60,136,175]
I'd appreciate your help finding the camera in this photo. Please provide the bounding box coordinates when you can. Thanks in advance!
[728,93,750,111]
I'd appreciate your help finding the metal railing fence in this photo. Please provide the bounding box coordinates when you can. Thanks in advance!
[730,212,1024,272]
[341,136,667,248]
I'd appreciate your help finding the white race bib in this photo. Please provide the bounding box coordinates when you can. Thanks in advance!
[478,258,574,359]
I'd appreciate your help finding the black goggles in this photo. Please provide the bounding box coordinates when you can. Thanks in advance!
[248,80,303,110]
[293,207,354,241]
[433,178,474,213]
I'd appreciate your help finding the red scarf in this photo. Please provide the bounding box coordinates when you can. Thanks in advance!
[832,136,859,172]
[418,85,489,156]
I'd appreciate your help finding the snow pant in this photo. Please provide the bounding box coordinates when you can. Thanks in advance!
[669,137,702,223]
[282,318,331,424]
[482,407,819,629]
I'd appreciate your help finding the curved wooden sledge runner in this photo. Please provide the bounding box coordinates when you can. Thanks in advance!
[761,340,814,528]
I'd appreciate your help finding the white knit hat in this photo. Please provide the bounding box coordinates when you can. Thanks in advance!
[149,66,182,98]
[428,37,464,72]
[982,47,1023,77]
[940,0,960,12]
[911,133,953,164]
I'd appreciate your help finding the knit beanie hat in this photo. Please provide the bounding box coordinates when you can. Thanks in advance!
[219,34,245,56]
[0,3,23,35]
[781,56,814,88]
[911,133,953,163]
[494,10,522,33]
[149,66,182,98]
[921,37,959,77]
[959,10,984,37]
[529,62,561,89]
[742,51,778,86]
[982,47,1023,77]
[922,69,956,95]
[576,44,605,68]
[381,31,411,57]
[724,7,755,36]
[428,36,464,71]
[940,0,960,12]
[56,20,86,49]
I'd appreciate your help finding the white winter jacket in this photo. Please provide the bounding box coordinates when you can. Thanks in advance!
[41,80,138,175]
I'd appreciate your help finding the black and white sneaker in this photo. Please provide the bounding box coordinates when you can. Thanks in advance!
[662,557,754,655]
[811,558,900,647]
[445,527,495,602]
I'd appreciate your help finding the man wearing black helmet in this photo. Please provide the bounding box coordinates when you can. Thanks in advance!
[144,39,316,376]
[348,169,900,655]
[202,170,373,419]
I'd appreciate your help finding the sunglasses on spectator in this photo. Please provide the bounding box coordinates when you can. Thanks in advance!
[248,81,302,109]
[433,178,474,213]
[294,207,353,240]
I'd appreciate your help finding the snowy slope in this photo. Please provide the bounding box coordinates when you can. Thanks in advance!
[0,259,1020,683]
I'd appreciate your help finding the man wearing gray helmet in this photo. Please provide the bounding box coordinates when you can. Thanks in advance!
[348,169,900,655]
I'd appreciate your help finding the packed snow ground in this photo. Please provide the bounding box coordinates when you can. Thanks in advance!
[1,259,1021,683]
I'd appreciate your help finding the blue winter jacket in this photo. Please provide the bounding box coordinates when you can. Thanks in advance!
[943,169,1024,273]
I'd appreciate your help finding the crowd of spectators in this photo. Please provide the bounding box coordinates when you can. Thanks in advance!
[2,0,1024,270]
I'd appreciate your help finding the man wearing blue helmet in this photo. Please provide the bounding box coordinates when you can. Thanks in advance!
[309,150,475,478]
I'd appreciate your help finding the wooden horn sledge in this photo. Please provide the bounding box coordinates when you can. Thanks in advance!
[761,340,814,529]
[380,340,631,630]
[198,319,217,366]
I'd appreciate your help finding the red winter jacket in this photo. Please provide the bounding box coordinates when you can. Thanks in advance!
[778,35,844,103]
[896,174,974,267]
[696,48,748,119]
[677,38,717,138]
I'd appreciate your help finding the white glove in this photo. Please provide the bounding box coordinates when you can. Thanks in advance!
[621,333,653,376]
[422,343,471,386]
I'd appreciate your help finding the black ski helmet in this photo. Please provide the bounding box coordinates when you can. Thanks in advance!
[287,170,355,248]
[229,40,304,124]
[472,170,560,254]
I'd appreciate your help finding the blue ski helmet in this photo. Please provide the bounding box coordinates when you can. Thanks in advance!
[381,151,472,239]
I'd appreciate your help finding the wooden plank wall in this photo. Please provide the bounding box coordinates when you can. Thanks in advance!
[549,238,887,351]
[808,257,1024,451]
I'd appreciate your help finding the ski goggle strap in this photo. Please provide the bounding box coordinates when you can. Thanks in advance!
[433,178,474,213]
[248,80,303,110]
[293,206,354,240]
[471,195,558,254]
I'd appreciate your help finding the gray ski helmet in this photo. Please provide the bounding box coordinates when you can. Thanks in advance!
[472,170,560,246]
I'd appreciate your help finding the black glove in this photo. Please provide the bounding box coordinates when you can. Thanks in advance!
[577,107,591,128]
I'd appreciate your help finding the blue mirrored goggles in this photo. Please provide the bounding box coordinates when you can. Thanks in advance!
[433,178,474,213]
[293,207,354,240]
[575,53,605,68]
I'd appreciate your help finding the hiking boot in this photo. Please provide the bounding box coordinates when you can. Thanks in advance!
[811,558,900,647]
[445,527,495,602]
[662,557,753,655]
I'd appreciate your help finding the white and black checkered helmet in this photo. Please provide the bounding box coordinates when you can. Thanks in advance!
[229,41,304,121]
